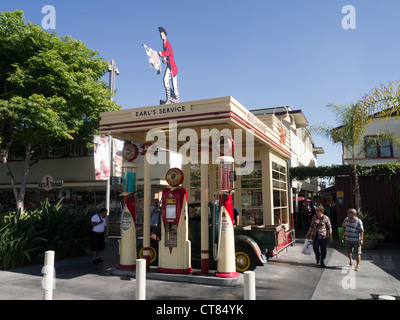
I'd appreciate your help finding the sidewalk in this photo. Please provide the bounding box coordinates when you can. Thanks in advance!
[311,241,400,300]
[0,238,398,300]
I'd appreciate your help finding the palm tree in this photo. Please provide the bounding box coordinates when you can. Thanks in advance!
[311,102,400,214]
[310,103,368,213]
[359,79,400,118]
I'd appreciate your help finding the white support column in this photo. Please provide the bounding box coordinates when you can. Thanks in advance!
[200,162,209,274]
[42,250,55,300]
[136,259,146,300]
[143,152,151,268]
[244,270,256,300]
[262,149,273,225]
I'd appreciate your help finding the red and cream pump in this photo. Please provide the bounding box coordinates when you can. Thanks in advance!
[157,167,192,274]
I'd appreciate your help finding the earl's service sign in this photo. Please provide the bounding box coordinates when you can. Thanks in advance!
[132,104,190,119]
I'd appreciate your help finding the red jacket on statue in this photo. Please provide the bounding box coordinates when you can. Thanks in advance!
[160,39,178,77]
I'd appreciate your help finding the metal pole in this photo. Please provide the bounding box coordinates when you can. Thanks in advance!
[43,250,55,300]
[244,271,256,300]
[136,259,146,300]
[106,58,118,237]
[105,135,111,240]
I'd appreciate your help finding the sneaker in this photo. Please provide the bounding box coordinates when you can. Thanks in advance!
[316,260,320,265]
[321,261,326,268]
[92,259,99,265]
[97,258,104,263]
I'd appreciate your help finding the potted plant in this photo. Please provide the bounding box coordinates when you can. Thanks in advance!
[358,212,386,249]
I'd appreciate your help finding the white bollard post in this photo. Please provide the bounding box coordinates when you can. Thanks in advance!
[42,250,55,300]
[136,259,146,300]
[244,271,256,300]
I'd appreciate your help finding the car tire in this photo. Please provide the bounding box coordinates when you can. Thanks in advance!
[235,243,257,272]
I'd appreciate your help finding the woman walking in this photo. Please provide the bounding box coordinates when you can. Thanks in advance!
[306,206,333,267]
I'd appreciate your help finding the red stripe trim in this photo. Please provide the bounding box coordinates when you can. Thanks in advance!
[157,267,192,274]
[201,258,209,274]
[214,271,240,278]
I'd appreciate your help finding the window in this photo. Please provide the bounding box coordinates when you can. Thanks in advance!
[272,161,288,225]
[190,165,201,202]
[70,141,83,156]
[48,144,67,158]
[241,161,263,225]
[365,136,392,158]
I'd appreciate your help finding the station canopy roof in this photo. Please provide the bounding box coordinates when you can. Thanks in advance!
[99,96,291,159]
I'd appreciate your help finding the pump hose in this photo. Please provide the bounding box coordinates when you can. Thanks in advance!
[213,204,223,261]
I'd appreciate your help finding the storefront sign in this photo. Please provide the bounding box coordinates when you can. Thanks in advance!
[38,175,63,191]
[336,191,344,205]
[246,112,268,134]
[133,104,189,119]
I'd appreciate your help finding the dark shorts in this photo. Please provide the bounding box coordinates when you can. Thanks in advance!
[91,232,105,251]
[345,241,362,255]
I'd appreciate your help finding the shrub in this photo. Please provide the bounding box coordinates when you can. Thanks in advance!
[358,212,388,242]
[0,199,91,270]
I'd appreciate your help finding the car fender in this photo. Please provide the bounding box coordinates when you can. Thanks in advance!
[235,235,267,264]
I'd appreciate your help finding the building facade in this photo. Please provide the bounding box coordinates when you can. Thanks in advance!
[340,114,400,165]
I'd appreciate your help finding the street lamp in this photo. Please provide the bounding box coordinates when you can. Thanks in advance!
[108,59,120,101]
[273,105,297,131]
[104,58,119,238]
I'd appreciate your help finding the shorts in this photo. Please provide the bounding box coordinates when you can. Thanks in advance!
[91,231,105,251]
[345,241,362,255]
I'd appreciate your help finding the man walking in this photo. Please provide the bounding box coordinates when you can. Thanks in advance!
[158,26,180,104]
[341,208,364,271]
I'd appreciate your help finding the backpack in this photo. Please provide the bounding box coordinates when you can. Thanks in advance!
[87,214,100,233]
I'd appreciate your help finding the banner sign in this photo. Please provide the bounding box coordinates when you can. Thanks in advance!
[112,138,124,177]
[94,135,110,180]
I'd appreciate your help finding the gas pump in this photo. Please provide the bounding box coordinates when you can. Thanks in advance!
[213,137,240,278]
[158,168,192,274]
[117,143,139,270]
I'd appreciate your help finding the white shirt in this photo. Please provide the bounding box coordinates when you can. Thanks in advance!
[91,214,107,233]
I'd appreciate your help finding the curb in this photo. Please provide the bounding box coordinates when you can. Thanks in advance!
[111,267,244,287]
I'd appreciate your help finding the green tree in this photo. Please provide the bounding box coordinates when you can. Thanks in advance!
[0,10,120,213]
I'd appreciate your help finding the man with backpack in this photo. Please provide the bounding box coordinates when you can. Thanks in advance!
[90,208,108,264]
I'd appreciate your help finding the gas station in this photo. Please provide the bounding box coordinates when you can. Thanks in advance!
[99,96,293,279]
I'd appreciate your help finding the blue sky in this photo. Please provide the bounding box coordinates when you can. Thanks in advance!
[2,0,400,166]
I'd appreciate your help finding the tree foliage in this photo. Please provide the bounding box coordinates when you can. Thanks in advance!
[290,163,400,181]
[359,79,400,118]
[0,10,121,212]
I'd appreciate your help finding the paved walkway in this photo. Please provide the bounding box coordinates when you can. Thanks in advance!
[0,238,399,300]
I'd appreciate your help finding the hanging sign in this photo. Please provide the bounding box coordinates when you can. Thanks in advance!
[166,168,184,187]
[123,143,139,162]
